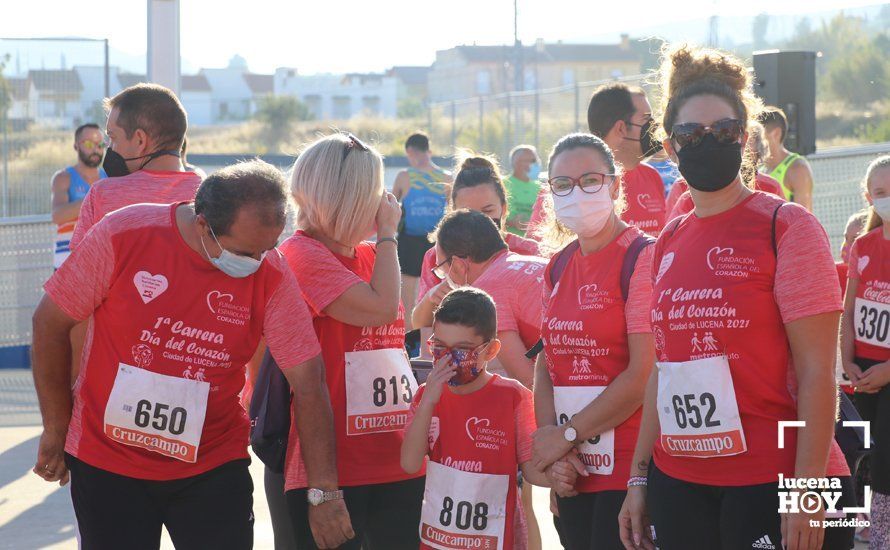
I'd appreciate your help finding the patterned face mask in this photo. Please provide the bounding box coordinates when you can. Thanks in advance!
[428,339,490,386]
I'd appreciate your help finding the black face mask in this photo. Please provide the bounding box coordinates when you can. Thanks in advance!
[102,148,181,178]
[624,119,663,159]
[676,134,743,193]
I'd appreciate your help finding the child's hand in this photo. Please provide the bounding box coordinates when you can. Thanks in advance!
[547,449,586,498]
[422,354,457,405]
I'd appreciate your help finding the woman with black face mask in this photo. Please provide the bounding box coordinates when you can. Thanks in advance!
[618,45,855,550]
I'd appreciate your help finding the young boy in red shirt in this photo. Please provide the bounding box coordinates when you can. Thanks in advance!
[402,288,558,549]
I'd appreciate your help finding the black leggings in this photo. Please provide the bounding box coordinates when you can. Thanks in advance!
[66,454,253,550]
[648,463,855,550]
[265,466,297,550]
[555,490,626,550]
[286,476,425,550]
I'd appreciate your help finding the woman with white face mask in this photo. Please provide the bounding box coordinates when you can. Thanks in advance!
[530,133,656,550]
[841,155,890,547]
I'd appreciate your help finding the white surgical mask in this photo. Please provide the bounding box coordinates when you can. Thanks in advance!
[201,225,264,278]
[873,196,890,222]
[553,188,614,238]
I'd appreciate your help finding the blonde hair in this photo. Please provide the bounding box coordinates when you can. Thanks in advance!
[657,44,763,188]
[537,133,626,255]
[862,155,890,235]
[290,133,385,246]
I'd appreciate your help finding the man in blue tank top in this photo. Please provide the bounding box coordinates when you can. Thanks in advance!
[391,132,451,341]
[51,123,107,269]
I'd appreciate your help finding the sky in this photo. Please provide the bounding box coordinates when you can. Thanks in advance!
[0,0,882,75]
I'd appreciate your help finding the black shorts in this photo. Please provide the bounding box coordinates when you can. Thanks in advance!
[555,490,625,550]
[286,476,425,550]
[66,454,253,550]
[648,463,855,550]
[852,357,890,493]
[397,233,433,277]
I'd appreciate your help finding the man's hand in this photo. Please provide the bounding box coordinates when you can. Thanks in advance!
[428,279,454,308]
[33,430,69,486]
[308,499,355,549]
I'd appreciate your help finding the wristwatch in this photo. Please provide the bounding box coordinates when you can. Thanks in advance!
[563,419,578,444]
[307,488,344,506]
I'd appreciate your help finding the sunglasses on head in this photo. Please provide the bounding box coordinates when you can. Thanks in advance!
[670,118,745,149]
[342,133,369,160]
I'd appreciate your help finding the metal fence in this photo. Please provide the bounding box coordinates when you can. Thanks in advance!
[0,143,887,367]
[427,74,652,163]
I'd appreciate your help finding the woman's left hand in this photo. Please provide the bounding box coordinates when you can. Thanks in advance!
[856,360,890,393]
[532,424,574,471]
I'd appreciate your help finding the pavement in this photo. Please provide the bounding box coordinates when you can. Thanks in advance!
[0,370,562,549]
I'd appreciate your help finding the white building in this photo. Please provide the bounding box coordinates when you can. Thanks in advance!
[274,69,398,120]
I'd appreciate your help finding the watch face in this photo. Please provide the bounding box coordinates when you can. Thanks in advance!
[564,427,577,442]
[307,489,323,505]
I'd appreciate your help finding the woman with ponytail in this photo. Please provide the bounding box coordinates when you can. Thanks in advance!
[619,45,853,550]
[841,155,890,548]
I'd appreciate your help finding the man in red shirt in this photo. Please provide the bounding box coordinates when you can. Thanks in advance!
[70,83,202,250]
[587,83,666,235]
[31,160,352,550]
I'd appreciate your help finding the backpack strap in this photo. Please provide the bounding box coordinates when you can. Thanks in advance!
[620,235,656,302]
[548,239,581,287]
[526,240,580,359]
[771,202,786,257]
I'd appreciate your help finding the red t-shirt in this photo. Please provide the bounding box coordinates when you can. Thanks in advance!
[70,170,202,250]
[416,233,541,301]
[45,203,320,480]
[410,375,536,550]
[473,250,548,350]
[650,193,848,485]
[526,189,548,239]
[848,228,890,362]
[619,164,666,236]
[541,226,653,492]
[667,174,784,221]
[278,231,423,489]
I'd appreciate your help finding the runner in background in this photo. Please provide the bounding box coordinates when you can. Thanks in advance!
[51,123,107,269]
[414,210,546,389]
[531,133,654,550]
[66,84,202,384]
[392,132,452,347]
[504,144,542,236]
[759,106,815,211]
[620,44,853,550]
[587,83,666,236]
[31,160,349,549]
[414,154,541,324]
[645,148,680,197]
[282,133,424,549]
[70,83,201,249]
[402,288,551,550]
[665,121,784,220]
[840,156,890,548]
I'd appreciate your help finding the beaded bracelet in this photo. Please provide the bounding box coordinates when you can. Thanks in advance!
[627,476,648,487]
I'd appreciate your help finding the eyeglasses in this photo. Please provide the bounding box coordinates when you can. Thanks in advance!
[548,172,616,197]
[80,139,106,150]
[342,132,369,160]
[431,256,455,280]
[427,337,490,360]
[670,118,745,149]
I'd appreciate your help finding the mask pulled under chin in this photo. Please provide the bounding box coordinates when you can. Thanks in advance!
[676,134,743,192]
[102,148,182,178]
